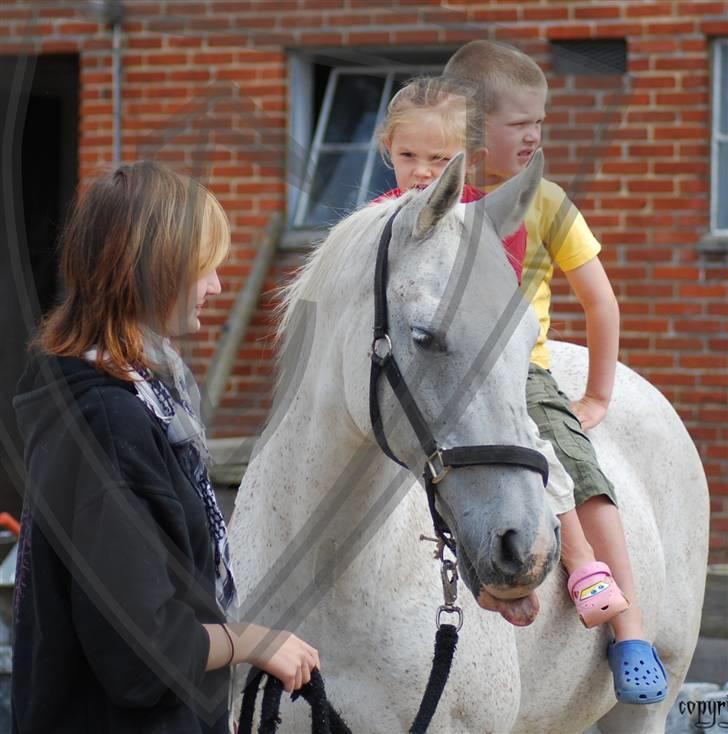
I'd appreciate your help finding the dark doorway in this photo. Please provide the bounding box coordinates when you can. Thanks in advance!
[0,54,79,520]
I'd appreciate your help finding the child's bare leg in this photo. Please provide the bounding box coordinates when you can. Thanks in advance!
[559,509,595,574]
[577,495,643,641]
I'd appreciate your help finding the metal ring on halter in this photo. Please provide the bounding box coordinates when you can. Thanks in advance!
[436,605,463,631]
[371,334,393,361]
[426,448,450,484]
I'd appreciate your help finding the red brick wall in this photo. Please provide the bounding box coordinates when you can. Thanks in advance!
[3,0,727,561]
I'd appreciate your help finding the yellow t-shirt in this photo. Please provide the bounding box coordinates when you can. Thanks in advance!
[521,178,601,369]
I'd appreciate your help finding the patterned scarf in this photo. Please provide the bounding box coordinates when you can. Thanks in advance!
[86,336,238,612]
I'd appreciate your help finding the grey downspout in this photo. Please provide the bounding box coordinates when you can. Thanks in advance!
[88,0,124,166]
[111,15,122,167]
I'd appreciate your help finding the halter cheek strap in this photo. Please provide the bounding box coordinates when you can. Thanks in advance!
[368,209,549,548]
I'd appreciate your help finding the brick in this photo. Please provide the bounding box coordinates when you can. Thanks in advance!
[655,302,703,316]
[596,23,645,37]
[654,57,709,71]
[546,24,593,39]
[646,20,698,34]
[128,37,164,49]
[655,91,709,106]
[633,75,677,89]
[574,5,621,19]
[678,1,727,13]
[390,29,441,44]
[59,21,100,34]
[629,39,678,53]
[654,266,701,280]
[675,319,724,332]
[703,16,728,36]
[600,197,648,211]
[627,179,675,193]
[653,161,707,175]
[627,144,675,157]
[623,318,671,332]
[469,8,520,22]
[524,7,569,20]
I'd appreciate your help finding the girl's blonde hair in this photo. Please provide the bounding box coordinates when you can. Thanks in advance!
[35,160,230,380]
[377,75,483,165]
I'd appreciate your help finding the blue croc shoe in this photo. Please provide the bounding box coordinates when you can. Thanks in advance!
[607,640,668,704]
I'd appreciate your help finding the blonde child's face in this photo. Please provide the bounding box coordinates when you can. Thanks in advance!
[484,86,546,186]
[388,111,464,192]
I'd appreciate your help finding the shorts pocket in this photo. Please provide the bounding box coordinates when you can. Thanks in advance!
[554,419,597,464]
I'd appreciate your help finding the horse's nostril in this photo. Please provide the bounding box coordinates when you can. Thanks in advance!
[501,529,524,566]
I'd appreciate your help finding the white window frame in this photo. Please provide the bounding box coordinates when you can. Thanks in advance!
[711,39,728,237]
[284,51,445,248]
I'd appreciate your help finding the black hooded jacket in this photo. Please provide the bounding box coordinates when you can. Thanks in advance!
[12,353,229,733]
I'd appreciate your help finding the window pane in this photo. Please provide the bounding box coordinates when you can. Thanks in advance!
[718,142,728,230]
[366,156,397,200]
[324,75,385,144]
[301,150,367,227]
[721,47,728,134]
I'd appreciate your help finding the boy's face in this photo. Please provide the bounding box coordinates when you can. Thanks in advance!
[484,86,546,186]
[388,112,463,192]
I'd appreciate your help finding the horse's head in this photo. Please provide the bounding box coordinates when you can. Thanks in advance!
[351,151,560,623]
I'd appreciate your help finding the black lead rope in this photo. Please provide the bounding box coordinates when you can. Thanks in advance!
[409,623,459,734]
[238,668,351,734]
[237,631,459,734]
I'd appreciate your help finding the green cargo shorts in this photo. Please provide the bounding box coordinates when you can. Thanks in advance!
[526,363,618,508]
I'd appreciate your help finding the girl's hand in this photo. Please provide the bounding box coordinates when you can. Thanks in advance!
[251,631,320,693]
[571,395,608,430]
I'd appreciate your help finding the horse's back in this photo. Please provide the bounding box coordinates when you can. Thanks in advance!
[535,341,710,731]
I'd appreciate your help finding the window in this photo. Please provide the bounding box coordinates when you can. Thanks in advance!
[711,40,728,236]
[285,50,452,247]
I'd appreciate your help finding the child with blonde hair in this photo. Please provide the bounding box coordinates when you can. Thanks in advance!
[444,39,667,704]
[373,75,526,282]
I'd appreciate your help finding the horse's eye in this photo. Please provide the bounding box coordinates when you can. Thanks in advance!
[411,327,445,352]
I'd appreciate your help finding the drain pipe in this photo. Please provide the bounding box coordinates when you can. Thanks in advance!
[89,0,124,166]
[111,13,122,166]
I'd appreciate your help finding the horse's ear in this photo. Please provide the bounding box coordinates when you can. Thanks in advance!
[482,149,544,239]
[414,153,466,239]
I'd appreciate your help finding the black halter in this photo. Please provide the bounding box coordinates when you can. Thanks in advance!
[369,209,549,550]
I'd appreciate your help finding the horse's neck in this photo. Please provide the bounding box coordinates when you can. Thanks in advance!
[241,369,402,541]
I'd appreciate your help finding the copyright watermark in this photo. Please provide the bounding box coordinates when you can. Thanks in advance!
[680,696,728,729]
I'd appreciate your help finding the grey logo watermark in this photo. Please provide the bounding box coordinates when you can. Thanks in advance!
[1,7,631,724]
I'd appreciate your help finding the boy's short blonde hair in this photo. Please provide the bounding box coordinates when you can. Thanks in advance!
[377,75,481,163]
[443,40,548,115]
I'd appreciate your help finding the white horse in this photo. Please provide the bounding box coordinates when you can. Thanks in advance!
[228,153,709,733]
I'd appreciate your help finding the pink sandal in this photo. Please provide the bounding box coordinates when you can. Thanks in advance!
[567,561,630,628]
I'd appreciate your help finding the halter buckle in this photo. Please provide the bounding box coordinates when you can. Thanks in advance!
[426,448,450,484]
[371,334,393,365]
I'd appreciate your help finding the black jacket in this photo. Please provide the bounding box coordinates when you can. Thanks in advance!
[12,354,229,733]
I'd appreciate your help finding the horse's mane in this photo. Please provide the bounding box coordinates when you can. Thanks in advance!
[275,194,407,352]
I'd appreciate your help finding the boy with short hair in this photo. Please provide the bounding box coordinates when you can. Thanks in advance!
[444,40,667,705]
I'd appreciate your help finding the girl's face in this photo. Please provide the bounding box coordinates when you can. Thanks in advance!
[484,86,546,186]
[388,111,464,192]
[165,268,222,337]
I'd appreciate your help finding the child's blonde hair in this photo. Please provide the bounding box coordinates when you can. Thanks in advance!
[443,40,548,115]
[377,75,482,165]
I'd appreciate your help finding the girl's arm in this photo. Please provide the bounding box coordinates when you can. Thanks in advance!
[204,623,320,693]
[563,256,620,430]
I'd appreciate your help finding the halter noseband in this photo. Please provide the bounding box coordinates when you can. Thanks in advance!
[368,209,549,549]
